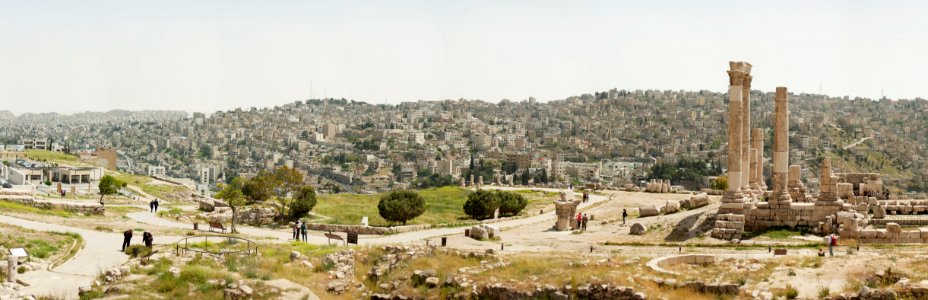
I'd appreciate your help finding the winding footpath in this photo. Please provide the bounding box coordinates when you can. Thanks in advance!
[0,214,181,299]
[0,187,601,298]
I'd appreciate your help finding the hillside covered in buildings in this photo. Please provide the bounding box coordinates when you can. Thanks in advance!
[2,89,927,195]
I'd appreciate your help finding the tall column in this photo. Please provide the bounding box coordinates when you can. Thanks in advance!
[748,148,758,190]
[771,87,792,207]
[741,71,753,196]
[720,64,746,213]
[752,128,766,191]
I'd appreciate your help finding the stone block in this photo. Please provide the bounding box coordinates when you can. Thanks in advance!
[639,205,659,217]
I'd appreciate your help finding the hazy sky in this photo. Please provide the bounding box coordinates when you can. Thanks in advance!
[2,1,927,114]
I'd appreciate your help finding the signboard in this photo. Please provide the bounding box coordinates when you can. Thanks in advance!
[346,231,359,245]
[9,248,27,258]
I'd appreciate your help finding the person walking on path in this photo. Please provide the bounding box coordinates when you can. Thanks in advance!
[122,230,133,252]
[143,231,154,249]
[153,199,160,213]
[828,233,838,257]
[149,200,155,213]
[581,213,589,231]
[622,209,628,225]
[300,221,308,242]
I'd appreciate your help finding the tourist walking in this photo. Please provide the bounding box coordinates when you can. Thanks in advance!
[153,198,160,213]
[149,200,155,213]
[143,231,154,249]
[583,191,589,202]
[622,209,628,225]
[581,213,589,231]
[829,233,837,256]
[122,229,133,252]
[300,221,308,241]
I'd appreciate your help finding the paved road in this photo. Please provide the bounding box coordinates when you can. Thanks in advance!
[0,214,181,299]
[843,136,873,150]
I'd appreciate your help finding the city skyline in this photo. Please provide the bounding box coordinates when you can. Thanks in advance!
[2,0,927,114]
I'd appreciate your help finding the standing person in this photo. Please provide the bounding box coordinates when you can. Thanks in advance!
[829,233,837,257]
[292,222,299,240]
[149,200,155,213]
[622,209,628,225]
[300,221,308,242]
[576,212,582,230]
[582,213,589,231]
[143,231,154,249]
[122,230,133,252]
[153,198,160,213]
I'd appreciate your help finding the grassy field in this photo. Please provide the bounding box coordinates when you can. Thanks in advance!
[0,200,73,217]
[24,150,80,163]
[311,187,554,226]
[0,223,79,260]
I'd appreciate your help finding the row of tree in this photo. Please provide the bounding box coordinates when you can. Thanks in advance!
[463,190,527,220]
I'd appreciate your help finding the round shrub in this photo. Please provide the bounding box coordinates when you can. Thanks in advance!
[463,190,501,220]
[378,190,426,225]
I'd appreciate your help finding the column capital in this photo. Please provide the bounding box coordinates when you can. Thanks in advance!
[743,75,753,90]
[727,70,746,86]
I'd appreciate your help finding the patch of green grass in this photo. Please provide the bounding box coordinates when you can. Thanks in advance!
[314,186,552,226]
[741,227,804,240]
[0,200,73,217]
[24,150,80,163]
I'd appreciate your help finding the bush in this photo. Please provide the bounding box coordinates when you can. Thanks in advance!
[125,244,151,258]
[464,190,501,220]
[783,284,799,299]
[378,190,426,225]
[497,191,527,216]
[710,175,728,190]
[289,185,317,220]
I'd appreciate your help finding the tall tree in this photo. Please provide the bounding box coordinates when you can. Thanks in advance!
[215,177,246,233]
[98,175,126,204]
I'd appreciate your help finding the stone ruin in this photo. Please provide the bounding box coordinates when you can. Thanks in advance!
[710,61,927,243]
[644,179,672,193]
[552,191,581,231]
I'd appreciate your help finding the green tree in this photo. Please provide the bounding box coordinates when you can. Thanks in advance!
[463,190,501,220]
[214,177,246,233]
[271,166,304,219]
[98,175,126,204]
[378,190,426,225]
[289,185,317,220]
[710,175,728,191]
[497,191,527,216]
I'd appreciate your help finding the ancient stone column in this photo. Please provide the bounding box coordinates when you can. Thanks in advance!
[741,71,753,196]
[552,191,581,231]
[771,87,792,207]
[469,175,474,187]
[752,128,766,191]
[749,148,758,190]
[6,255,15,283]
[818,157,836,201]
[720,65,746,213]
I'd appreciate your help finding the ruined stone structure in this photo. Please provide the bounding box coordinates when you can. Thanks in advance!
[552,191,581,231]
[711,62,928,243]
[644,179,671,193]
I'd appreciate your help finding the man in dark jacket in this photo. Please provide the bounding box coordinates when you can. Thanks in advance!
[143,232,154,248]
[122,230,133,252]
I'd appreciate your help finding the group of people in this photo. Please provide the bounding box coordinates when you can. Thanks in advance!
[121,229,155,252]
[575,212,589,231]
[292,220,308,241]
[149,198,160,213]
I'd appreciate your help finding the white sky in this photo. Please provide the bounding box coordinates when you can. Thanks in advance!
[1,0,926,114]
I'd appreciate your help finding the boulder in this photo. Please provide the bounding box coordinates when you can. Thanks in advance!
[630,223,646,235]
[469,226,489,240]
[424,277,440,288]
[639,205,659,217]
[326,280,347,294]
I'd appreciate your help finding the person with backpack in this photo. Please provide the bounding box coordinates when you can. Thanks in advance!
[300,221,308,242]
[828,233,838,257]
